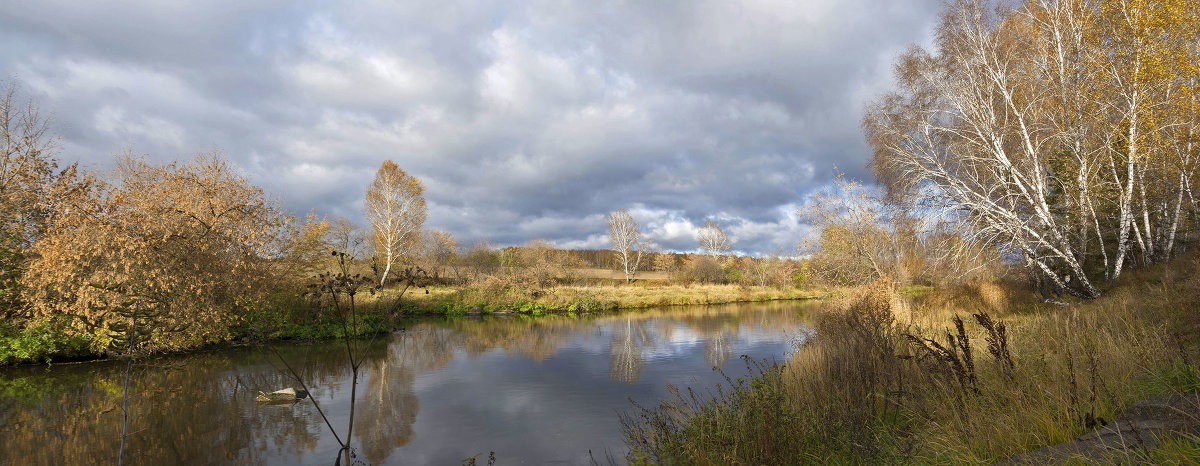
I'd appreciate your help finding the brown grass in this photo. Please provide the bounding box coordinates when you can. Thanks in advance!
[392,283,825,315]
[573,268,671,281]
[622,252,1200,464]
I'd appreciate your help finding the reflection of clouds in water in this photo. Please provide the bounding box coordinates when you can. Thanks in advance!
[424,302,808,367]
[0,301,817,465]
[400,303,811,398]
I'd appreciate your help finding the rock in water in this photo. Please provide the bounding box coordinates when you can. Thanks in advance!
[255,387,309,404]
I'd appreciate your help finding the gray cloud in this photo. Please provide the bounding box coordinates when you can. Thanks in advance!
[0,0,939,254]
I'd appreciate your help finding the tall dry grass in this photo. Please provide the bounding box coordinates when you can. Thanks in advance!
[622,253,1200,464]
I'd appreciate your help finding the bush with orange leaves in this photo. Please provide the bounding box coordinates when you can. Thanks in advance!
[21,152,287,352]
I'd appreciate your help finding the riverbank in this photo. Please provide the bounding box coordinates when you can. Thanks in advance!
[1,284,824,366]
[395,283,824,315]
[622,256,1200,463]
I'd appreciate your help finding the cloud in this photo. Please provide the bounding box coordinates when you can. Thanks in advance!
[0,0,940,253]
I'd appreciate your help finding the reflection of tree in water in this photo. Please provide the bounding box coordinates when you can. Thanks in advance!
[609,317,651,383]
[667,309,744,368]
[440,316,578,362]
[353,328,455,465]
[704,328,736,368]
[0,345,344,465]
[355,359,417,464]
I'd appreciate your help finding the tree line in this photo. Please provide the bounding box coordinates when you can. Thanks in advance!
[0,80,804,357]
[14,0,1191,357]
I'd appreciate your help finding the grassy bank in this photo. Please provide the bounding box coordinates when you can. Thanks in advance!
[623,257,1200,464]
[0,309,395,366]
[391,283,823,315]
[0,320,91,365]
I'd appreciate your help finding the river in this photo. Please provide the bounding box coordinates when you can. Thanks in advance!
[0,300,816,465]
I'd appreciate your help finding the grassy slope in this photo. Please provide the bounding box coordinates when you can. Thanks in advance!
[624,255,1200,464]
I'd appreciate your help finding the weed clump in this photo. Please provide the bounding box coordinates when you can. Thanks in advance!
[622,281,912,463]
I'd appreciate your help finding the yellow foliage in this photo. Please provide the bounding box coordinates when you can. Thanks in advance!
[21,152,286,351]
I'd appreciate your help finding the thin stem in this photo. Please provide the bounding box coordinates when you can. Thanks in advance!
[344,291,359,464]
[268,346,345,448]
[117,317,135,466]
[345,366,358,465]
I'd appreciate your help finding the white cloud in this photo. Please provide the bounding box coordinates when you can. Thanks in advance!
[0,0,940,253]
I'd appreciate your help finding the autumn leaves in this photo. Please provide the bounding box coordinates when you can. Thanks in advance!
[364,160,426,288]
[22,154,285,351]
[864,0,1200,297]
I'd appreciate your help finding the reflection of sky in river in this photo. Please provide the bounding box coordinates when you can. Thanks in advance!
[387,306,808,465]
[0,301,815,466]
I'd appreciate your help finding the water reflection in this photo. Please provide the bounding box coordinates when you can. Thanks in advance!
[0,300,814,465]
[609,317,650,383]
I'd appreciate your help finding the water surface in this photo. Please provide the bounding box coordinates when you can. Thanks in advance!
[0,301,815,465]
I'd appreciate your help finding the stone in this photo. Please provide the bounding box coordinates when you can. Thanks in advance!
[1004,393,1200,465]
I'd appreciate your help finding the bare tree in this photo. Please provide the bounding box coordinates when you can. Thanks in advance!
[607,208,650,283]
[799,174,904,285]
[463,240,500,283]
[327,216,367,262]
[364,161,426,287]
[506,239,573,289]
[416,228,457,283]
[696,219,730,257]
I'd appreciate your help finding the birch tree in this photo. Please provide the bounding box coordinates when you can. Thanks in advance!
[364,161,426,287]
[864,0,1200,298]
[607,209,650,283]
[697,219,731,257]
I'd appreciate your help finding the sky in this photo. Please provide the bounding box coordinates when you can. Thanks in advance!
[0,0,941,254]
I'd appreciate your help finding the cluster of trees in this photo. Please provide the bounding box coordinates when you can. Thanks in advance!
[24,154,284,350]
[798,174,1000,287]
[863,0,1200,297]
[3,84,287,352]
[0,80,446,353]
[2,85,293,351]
[603,209,801,287]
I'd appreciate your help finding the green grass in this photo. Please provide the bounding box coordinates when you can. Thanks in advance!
[1140,361,1200,396]
[898,284,934,297]
[1135,432,1200,464]
[0,320,91,365]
